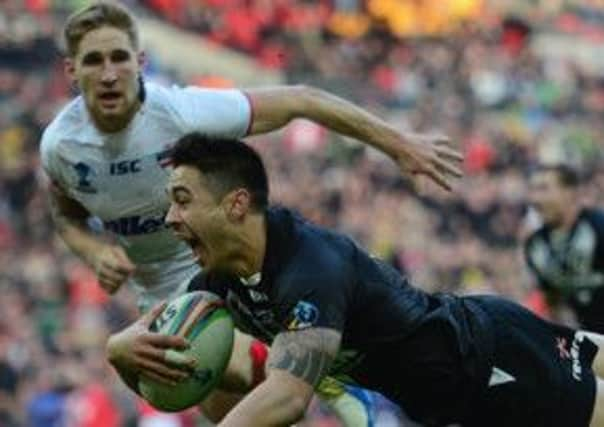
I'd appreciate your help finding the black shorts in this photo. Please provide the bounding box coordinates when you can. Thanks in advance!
[465,296,598,427]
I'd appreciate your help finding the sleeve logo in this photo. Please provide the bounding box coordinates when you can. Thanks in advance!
[287,301,319,330]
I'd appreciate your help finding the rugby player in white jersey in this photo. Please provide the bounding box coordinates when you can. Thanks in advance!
[40,2,462,424]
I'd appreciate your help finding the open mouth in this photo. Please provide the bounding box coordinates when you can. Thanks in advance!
[98,91,122,107]
[184,235,206,265]
[171,224,207,265]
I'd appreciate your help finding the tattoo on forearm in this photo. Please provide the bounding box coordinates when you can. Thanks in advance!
[267,328,341,387]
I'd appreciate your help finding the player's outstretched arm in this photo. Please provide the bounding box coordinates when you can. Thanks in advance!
[48,184,135,294]
[245,85,463,191]
[217,327,341,427]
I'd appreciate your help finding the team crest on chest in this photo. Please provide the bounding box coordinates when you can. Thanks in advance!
[72,162,97,193]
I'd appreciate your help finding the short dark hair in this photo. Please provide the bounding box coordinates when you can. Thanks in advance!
[170,133,269,212]
[63,2,139,57]
[533,163,580,188]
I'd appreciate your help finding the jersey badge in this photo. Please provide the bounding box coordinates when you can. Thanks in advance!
[72,162,97,193]
[287,301,319,330]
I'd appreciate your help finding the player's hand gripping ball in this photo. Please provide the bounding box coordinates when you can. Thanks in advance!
[139,291,234,411]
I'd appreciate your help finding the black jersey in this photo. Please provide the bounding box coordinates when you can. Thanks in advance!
[189,207,497,424]
[525,208,604,332]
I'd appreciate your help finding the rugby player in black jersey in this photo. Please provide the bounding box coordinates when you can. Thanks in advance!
[526,164,604,333]
[115,132,604,426]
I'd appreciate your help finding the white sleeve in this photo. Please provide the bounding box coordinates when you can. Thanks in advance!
[39,127,65,188]
[168,86,252,138]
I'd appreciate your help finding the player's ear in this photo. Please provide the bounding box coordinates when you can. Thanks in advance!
[224,189,251,222]
[64,57,77,85]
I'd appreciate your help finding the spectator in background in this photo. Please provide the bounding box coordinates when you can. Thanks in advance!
[525,164,604,333]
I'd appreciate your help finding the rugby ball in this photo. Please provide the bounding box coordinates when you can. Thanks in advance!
[139,291,234,412]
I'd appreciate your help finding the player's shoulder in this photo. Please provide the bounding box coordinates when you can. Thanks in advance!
[145,81,240,108]
[574,207,604,242]
[524,226,549,259]
[580,207,604,227]
[40,96,89,151]
[299,215,357,263]
[525,222,549,243]
[269,207,357,283]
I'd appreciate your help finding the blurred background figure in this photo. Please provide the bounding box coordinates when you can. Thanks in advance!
[525,164,604,333]
[4,0,604,425]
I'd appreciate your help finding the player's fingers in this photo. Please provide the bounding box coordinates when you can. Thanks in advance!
[112,247,136,271]
[432,135,451,146]
[142,302,168,326]
[145,333,190,350]
[164,349,196,368]
[98,266,129,287]
[435,145,464,162]
[433,156,463,178]
[99,279,121,294]
[143,356,192,380]
[137,346,196,372]
[106,260,135,276]
[137,359,189,384]
[139,371,179,386]
[97,271,124,293]
[423,167,452,191]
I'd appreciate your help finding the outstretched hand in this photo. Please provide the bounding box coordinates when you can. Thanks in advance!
[106,303,196,386]
[94,244,136,294]
[396,132,464,191]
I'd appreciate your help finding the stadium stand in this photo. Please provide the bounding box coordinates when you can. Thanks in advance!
[3,0,604,425]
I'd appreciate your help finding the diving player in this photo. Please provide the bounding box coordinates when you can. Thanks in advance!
[128,132,604,427]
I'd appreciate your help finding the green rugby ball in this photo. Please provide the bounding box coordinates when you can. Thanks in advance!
[139,291,234,412]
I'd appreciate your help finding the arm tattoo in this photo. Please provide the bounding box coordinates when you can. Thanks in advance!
[267,328,341,387]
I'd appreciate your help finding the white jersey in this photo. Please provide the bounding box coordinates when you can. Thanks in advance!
[40,82,251,311]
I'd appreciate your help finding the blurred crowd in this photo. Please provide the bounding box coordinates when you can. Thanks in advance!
[3,0,604,426]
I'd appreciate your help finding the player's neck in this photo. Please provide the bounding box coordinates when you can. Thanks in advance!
[229,213,266,279]
[557,205,580,232]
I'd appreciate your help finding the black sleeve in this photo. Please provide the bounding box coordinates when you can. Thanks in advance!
[275,243,354,334]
